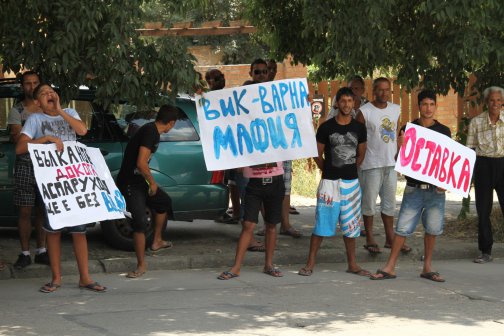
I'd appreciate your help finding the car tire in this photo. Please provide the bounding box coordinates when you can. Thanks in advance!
[101,207,166,251]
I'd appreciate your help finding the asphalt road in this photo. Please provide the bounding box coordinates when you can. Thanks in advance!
[1,259,503,336]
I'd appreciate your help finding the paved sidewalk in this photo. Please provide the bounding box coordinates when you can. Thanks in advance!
[0,197,502,280]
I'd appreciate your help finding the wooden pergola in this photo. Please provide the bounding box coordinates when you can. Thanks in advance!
[136,20,257,37]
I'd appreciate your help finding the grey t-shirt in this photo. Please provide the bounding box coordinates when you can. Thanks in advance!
[8,102,38,126]
[21,108,81,141]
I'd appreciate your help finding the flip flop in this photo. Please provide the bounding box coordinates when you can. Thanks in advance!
[289,206,300,215]
[363,244,382,254]
[217,271,239,280]
[247,243,265,252]
[150,241,173,252]
[346,269,371,277]
[420,272,445,282]
[298,267,313,276]
[370,269,396,280]
[383,244,412,254]
[79,282,107,293]
[39,282,61,293]
[126,270,146,278]
[263,267,283,277]
[280,227,302,238]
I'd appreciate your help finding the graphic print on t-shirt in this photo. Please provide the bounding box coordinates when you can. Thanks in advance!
[40,119,77,141]
[379,117,396,143]
[329,131,358,167]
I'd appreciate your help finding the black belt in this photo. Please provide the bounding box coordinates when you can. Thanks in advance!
[406,182,433,190]
[250,175,282,185]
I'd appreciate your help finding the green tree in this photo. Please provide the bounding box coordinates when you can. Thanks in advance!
[0,0,199,107]
[246,0,504,95]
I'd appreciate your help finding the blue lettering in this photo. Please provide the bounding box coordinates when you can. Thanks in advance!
[237,124,254,155]
[271,84,283,111]
[278,83,289,110]
[213,126,238,159]
[267,116,288,149]
[101,192,118,212]
[219,97,236,117]
[285,113,302,148]
[250,118,269,153]
[259,86,274,113]
[289,81,299,109]
[201,97,220,120]
[299,81,308,108]
[233,89,249,115]
[114,190,126,210]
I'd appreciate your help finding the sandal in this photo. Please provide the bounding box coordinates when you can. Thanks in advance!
[217,271,239,280]
[383,244,412,254]
[150,241,173,252]
[280,227,302,238]
[39,282,61,293]
[247,242,265,252]
[346,269,371,277]
[263,267,283,277]
[79,282,107,293]
[420,272,445,282]
[363,244,382,254]
[289,206,300,215]
[370,269,396,280]
[126,269,146,278]
[298,267,313,276]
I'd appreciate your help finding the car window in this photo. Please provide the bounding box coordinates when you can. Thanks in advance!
[66,100,94,130]
[111,104,199,142]
[0,97,16,141]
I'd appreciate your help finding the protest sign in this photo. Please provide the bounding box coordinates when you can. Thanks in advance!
[394,123,475,197]
[28,141,126,230]
[195,78,318,171]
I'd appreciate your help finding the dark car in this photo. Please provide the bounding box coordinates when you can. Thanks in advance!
[0,79,228,250]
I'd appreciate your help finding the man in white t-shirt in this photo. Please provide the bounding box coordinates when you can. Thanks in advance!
[8,71,50,270]
[356,78,410,254]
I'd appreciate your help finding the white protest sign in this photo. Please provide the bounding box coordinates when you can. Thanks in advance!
[195,78,318,170]
[394,123,475,197]
[28,141,126,230]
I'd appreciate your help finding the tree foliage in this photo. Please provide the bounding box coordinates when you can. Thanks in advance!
[246,0,504,95]
[0,0,199,107]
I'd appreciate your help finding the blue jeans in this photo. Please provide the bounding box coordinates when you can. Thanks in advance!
[395,186,445,237]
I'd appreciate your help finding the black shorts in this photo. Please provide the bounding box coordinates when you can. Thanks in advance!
[243,175,285,225]
[121,182,173,233]
[13,156,42,207]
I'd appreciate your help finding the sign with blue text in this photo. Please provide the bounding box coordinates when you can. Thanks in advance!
[28,141,126,230]
[195,78,318,170]
[395,123,475,198]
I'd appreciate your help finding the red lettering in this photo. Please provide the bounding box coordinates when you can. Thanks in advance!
[411,137,425,172]
[422,141,437,175]
[428,145,442,178]
[400,128,416,167]
[71,164,84,177]
[446,152,461,188]
[65,166,76,179]
[457,159,472,192]
[438,148,450,182]
[55,169,68,181]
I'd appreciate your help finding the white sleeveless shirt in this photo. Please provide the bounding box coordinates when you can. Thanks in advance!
[359,102,400,170]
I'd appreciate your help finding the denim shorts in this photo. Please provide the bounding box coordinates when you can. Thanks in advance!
[359,166,397,217]
[243,175,285,225]
[283,160,292,196]
[395,185,446,236]
[313,179,361,238]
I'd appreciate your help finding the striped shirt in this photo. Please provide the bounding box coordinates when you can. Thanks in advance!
[466,111,504,157]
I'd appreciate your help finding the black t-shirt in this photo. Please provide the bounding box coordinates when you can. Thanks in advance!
[117,122,160,185]
[316,118,367,180]
[400,119,451,185]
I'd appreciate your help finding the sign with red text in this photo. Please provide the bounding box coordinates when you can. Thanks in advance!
[395,123,475,197]
[195,78,318,170]
[28,141,126,230]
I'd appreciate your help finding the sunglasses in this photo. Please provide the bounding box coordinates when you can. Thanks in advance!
[253,69,268,75]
